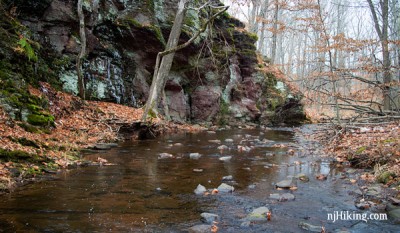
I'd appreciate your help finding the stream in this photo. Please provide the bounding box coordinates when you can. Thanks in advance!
[0,126,398,232]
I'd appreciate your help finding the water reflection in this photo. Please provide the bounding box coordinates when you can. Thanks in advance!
[0,128,397,232]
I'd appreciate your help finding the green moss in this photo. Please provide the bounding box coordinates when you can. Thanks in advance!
[18,122,41,133]
[377,171,396,184]
[244,32,258,43]
[217,98,230,126]
[8,137,40,148]
[0,148,31,161]
[27,113,55,127]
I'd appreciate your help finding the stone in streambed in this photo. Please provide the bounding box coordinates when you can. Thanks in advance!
[194,184,207,195]
[219,156,232,162]
[158,153,174,159]
[217,183,234,193]
[189,153,202,159]
[269,193,295,201]
[217,145,228,150]
[222,175,233,181]
[200,213,220,224]
[276,179,293,188]
[298,222,323,232]
[188,224,212,233]
[245,206,270,221]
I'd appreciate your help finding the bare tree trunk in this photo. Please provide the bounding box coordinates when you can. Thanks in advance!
[270,0,279,64]
[141,2,229,121]
[76,0,86,100]
[367,0,391,111]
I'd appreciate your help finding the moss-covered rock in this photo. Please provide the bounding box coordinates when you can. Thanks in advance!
[377,171,396,184]
[27,113,55,127]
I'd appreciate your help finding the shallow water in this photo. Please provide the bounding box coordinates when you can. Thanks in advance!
[0,127,398,232]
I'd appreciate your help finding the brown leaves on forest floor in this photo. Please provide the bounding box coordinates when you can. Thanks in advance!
[316,122,400,184]
[0,83,204,192]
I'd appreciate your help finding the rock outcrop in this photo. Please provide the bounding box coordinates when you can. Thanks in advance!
[2,0,301,125]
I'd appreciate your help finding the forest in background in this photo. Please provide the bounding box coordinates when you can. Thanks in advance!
[225,0,400,122]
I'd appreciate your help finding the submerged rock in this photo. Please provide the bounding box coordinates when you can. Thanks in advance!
[189,153,202,159]
[222,175,233,181]
[298,222,323,232]
[200,213,220,224]
[276,179,294,188]
[194,184,207,195]
[188,224,212,233]
[245,206,270,221]
[269,193,295,201]
[158,153,174,159]
[219,156,232,162]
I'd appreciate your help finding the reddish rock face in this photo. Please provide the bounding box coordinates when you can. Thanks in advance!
[191,86,221,122]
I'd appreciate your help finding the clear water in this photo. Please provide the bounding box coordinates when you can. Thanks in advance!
[0,127,398,232]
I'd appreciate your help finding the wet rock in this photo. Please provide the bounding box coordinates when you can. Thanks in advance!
[174,143,183,146]
[365,185,382,197]
[298,222,323,232]
[207,131,216,134]
[193,168,203,173]
[194,184,207,195]
[245,206,270,221]
[217,145,228,150]
[158,153,174,159]
[316,174,327,180]
[222,175,233,181]
[188,224,212,233]
[189,153,202,159]
[219,156,232,162]
[295,173,310,182]
[276,179,294,188]
[238,145,251,152]
[200,213,219,224]
[217,183,234,193]
[269,193,295,201]
[91,143,116,150]
[225,138,234,143]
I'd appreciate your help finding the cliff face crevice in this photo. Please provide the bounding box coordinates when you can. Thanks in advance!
[3,0,289,125]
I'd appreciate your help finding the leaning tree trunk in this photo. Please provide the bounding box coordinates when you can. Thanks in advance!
[76,0,86,100]
[141,0,188,121]
[141,1,229,121]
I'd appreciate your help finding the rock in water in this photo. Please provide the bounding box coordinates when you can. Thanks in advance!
[269,193,295,201]
[200,213,220,224]
[245,206,270,221]
[189,153,202,159]
[217,183,234,193]
[219,156,232,162]
[276,179,293,188]
[298,222,323,232]
[188,224,212,233]
[217,145,228,150]
[222,175,233,181]
[158,153,173,159]
[194,184,207,195]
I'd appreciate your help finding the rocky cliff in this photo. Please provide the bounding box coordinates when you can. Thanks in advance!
[1,0,304,125]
